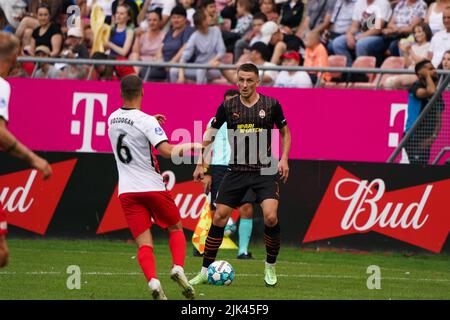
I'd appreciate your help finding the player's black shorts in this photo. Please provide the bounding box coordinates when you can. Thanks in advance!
[210,165,256,210]
[215,170,280,209]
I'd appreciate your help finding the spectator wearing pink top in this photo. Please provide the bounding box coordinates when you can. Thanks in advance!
[130,10,165,74]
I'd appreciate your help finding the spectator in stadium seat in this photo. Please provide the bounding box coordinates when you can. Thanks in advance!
[259,20,303,65]
[385,22,432,89]
[29,4,62,57]
[180,0,197,26]
[425,0,450,34]
[170,9,225,84]
[105,4,135,58]
[34,45,62,79]
[233,12,268,62]
[129,10,165,75]
[439,49,450,69]
[222,0,254,52]
[221,41,278,85]
[296,0,337,39]
[141,5,194,82]
[303,30,331,83]
[137,0,176,31]
[325,0,357,55]
[16,0,63,48]
[59,28,90,80]
[111,0,138,27]
[201,0,220,26]
[332,0,392,66]
[274,50,313,88]
[404,59,445,165]
[428,7,450,67]
[382,0,427,57]
[259,0,279,22]
[279,0,304,34]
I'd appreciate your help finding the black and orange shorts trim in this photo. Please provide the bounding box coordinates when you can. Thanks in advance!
[215,170,280,209]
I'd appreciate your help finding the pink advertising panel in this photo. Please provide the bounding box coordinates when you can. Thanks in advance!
[6,79,449,164]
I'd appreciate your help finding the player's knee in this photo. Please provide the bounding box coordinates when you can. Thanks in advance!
[167,221,183,232]
[213,210,229,226]
[0,248,9,268]
[239,204,253,219]
[264,215,278,227]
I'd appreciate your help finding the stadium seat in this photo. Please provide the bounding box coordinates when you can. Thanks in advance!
[372,56,406,88]
[323,55,347,88]
[346,56,377,88]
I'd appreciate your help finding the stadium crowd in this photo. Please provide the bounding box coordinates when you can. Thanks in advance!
[0,0,449,87]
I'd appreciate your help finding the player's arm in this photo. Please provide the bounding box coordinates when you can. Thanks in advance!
[156,141,202,159]
[193,104,226,182]
[0,119,52,179]
[273,102,290,183]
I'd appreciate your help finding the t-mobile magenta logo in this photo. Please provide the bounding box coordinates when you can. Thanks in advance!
[70,93,108,152]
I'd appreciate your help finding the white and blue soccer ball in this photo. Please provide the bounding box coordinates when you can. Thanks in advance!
[224,218,236,236]
[207,260,235,286]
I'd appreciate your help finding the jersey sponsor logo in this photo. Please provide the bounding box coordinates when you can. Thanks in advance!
[155,127,164,136]
[0,160,77,235]
[259,109,266,119]
[303,167,450,253]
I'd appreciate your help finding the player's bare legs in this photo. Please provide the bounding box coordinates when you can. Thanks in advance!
[167,221,195,299]
[135,229,167,300]
[261,199,280,287]
[0,235,9,268]
[189,203,234,285]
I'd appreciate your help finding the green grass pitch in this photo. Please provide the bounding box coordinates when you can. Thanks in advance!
[0,239,449,300]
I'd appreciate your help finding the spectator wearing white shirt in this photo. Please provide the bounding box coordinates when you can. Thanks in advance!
[274,50,313,88]
[332,0,392,66]
[425,0,450,34]
[428,7,450,67]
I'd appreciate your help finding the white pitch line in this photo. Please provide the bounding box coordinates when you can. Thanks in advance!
[1,271,449,283]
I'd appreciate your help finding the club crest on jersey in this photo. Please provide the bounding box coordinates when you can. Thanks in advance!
[259,109,266,119]
[155,127,164,136]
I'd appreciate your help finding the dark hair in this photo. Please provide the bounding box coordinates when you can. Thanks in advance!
[250,41,270,61]
[171,5,187,17]
[37,3,51,15]
[253,12,268,22]
[121,75,143,100]
[193,9,206,28]
[438,49,450,69]
[224,89,240,99]
[91,52,115,80]
[414,22,433,42]
[0,32,20,59]
[414,59,433,75]
[237,63,259,76]
[201,0,216,8]
[148,9,162,21]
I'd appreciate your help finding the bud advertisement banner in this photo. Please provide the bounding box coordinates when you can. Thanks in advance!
[1,152,449,253]
[8,79,449,164]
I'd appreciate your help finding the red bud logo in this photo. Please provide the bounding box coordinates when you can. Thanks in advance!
[303,167,450,253]
[0,159,77,234]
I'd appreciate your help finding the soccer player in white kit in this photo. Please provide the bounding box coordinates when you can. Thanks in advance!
[0,32,53,269]
[108,75,200,300]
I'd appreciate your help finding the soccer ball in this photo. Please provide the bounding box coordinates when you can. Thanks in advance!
[207,260,235,286]
[224,218,236,236]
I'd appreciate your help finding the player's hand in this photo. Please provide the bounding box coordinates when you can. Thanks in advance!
[202,174,212,194]
[278,158,289,183]
[30,155,53,180]
[154,114,166,125]
[193,164,204,182]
